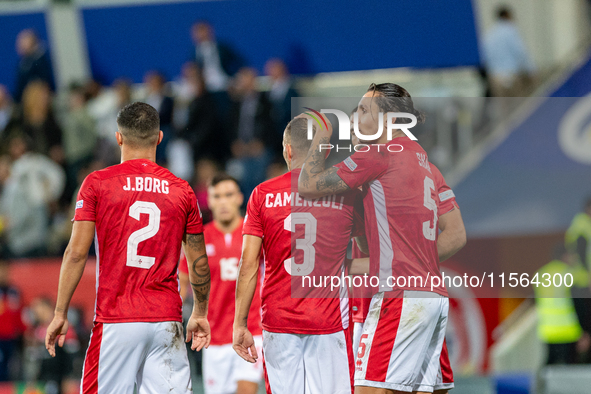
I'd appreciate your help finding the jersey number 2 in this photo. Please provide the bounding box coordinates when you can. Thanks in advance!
[127,201,161,269]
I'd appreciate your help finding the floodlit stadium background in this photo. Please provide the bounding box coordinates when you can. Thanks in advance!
[2,0,591,393]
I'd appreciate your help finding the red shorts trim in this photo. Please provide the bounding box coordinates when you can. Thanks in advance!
[81,322,103,394]
[365,297,404,382]
[440,339,454,384]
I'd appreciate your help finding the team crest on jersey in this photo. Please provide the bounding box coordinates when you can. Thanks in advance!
[75,200,83,209]
[343,156,357,171]
[206,244,215,256]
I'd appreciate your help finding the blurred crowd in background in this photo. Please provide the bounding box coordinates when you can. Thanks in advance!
[0,6,541,393]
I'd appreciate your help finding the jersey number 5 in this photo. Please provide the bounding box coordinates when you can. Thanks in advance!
[283,212,317,276]
[127,201,161,269]
[423,176,438,241]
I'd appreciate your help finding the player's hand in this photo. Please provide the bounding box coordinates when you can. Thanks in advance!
[45,315,69,357]
[296,110,333,138]
[186,315,211,351]
[232,326,258,363]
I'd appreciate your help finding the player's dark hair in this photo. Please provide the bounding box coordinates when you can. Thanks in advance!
[367,83,425,125]
[210,173,240,189]
[116,102,160,148]
[285,117,314,157]
[497,6,512,20]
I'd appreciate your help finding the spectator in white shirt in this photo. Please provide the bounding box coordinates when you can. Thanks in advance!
[1,136,65,257]
[483,6,536,97]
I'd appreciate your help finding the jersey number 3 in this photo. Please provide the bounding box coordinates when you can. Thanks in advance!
[284,212,317,276]
[127,201,161,269]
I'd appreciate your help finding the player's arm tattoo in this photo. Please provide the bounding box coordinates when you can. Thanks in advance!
[299,136,350,198]
[316,167,350,194]
[185,233,210,315]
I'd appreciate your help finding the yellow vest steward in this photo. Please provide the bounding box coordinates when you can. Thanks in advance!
[565,213,591,269]
[534,260,582,344]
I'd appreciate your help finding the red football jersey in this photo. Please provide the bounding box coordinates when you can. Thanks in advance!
[349,162,459,323]
[335,138,448,297]
[74,159,203,323]
[243,170,362,335]
[431,163,459,216]
[350,239,371,324]
[179,219,262,345]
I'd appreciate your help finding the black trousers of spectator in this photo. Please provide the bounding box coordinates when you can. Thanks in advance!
[0,339,15,381]
[547,342,577,365]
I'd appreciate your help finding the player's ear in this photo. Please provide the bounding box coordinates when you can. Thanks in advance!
[157,130,163,145]
[115,131,123,147]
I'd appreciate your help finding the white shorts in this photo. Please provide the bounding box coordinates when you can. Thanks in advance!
[262,329,353,394]
[81,321,192,394]
[202,335,264,394]
[352,322,364,360]
[354,291,449,393]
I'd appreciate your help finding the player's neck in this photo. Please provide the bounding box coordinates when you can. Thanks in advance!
[370,130,407,145]
[215,216,242,234]
[120,147,157,163]
[290,158,305,171]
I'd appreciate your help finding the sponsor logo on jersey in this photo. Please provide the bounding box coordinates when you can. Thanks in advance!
[343,156,357,171]
[76,200,83,209]
[439,190,455,202]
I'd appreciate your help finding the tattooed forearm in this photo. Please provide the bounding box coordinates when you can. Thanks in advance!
[316,167,349,193]
[190,259,210,314]
[186,233,205,252]
[183,232,210,316]
[192,254,207,276]
[299,136,350,198]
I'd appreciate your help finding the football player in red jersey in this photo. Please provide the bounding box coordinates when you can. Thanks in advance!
[298,84,466,394]
[352,163,462,394]
[179,173,263,394]
[233,116,365,394]
[45,102,211,394]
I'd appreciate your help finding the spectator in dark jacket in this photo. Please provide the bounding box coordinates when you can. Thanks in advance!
[0,260,26,381]
[227,68,276,196]
[14,29,54,103]
[5,81,62,163]
[143,71,175,164]
[190,21,244,123]
[0,86,16,156]
[264,58,299,140]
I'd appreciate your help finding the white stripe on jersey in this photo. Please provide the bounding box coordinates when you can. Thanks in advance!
[369,180,394,292]
[339,264,350,330]
[93,231,99,321]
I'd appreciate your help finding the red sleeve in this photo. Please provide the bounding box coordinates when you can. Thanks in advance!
[186,188,203,234]
[179,250,188,274]
[73,172,99,222]
[243,186,264,238]
[351,193,365,238]
[431,164,458,215]
[334,150,388,190]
